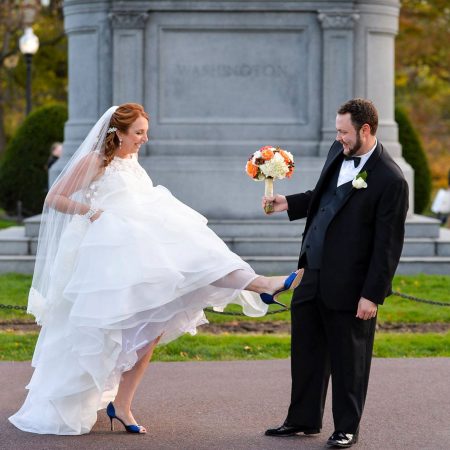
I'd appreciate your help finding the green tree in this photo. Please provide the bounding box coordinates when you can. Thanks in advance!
[0,103,67,216]
[395,106,432,214]
[0,1,26,154]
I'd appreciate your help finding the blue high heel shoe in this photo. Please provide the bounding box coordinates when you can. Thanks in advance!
[106,402,145,434]
[260,271,303,307]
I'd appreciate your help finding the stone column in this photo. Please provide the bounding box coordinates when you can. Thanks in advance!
[318,9,359,156]
[109,12,149,105]
[53,0,111,183]
[354,0,401,156]
[354,0,414,212]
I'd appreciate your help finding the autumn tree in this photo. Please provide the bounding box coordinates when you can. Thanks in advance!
[396,0,450,189]
[0,0,66,156]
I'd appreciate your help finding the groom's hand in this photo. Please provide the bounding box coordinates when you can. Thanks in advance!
[356,297,378,320]
[262,195,288,214]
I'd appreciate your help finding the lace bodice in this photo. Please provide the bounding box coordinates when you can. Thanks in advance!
[105,156,149,179]
[85,155,153,208]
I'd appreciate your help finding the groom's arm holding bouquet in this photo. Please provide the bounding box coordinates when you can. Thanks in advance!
[261,191,314,219]
[262,142,339,219]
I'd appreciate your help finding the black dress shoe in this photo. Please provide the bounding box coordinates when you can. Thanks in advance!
[326,430,359,447]
[265,422,320,437]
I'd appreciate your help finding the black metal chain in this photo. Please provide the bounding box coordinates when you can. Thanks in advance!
[0,290,448,318]
[0,304,27,311]
[391,291,450,307]
[205,306,290,316]
[204,290,450,315]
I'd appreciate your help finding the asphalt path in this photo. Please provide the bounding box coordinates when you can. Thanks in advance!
[1,358,449,450]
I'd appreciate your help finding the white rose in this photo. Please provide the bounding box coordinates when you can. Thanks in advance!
[260,153,289,179]
[352,176,368,189]
[282,150,294,161]
[252,150,262,163]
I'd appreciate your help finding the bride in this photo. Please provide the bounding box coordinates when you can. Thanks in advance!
[9,103,301,435]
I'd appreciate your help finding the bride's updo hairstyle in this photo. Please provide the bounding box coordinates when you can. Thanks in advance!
[103,103,149,166]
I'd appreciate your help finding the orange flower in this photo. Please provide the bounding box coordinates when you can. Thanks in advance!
[246,160,259,178]
[261,149,274,160]
[279,150,292,163]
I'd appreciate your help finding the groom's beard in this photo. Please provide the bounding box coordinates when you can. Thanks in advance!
[346,133,362,156]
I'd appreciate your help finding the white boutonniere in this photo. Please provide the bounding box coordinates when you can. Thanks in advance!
[352,170,368,189]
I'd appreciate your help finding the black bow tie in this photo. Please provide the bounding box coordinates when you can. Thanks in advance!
[344,155,361,168]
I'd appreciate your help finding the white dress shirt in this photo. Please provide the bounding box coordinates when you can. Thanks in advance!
[337,139,377,187]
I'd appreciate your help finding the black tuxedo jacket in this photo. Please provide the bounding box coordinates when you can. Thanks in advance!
[286,140,409,310]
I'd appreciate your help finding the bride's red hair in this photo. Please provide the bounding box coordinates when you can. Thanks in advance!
[103,103,149,166]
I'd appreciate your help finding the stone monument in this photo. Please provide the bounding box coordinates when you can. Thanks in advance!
[61,0,412,218]
[3,0,446,277]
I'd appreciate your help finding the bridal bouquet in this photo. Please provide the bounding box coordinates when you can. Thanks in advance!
[245,146,295,213]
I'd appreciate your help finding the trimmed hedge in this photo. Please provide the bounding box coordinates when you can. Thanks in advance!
[0,104,67,216]
[395,106,432,214]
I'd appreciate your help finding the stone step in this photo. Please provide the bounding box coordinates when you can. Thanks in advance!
[24,214,442,239]
[404,214,442,238]
[0,227,37,256]
[1,253,449,276]
[2,231,448,258]
[435,228,450,256]
[0,256,35,274]
[210,214,441,239]
[23,215,41,238]
[222,236,450,258]
[1,214,447,275]
[402,239,446,257]
[0,227,30,255]
[396,257,450,276]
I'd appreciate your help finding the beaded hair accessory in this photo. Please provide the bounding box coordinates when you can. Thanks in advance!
[107,127,117,134]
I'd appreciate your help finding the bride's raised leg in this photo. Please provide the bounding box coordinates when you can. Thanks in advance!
[244,275,288,294]
[111,335,162,432]
[211,269,303,294]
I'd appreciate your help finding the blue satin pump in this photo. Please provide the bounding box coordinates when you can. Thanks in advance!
[106,402,145,434]
[260,271,303,307]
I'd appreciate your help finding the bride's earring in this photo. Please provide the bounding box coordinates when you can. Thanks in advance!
[119,138,122,149]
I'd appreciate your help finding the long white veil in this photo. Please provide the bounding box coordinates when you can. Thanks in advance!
[28,106,118,324]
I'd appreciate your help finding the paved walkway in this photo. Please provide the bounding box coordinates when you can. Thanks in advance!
[1,358,449,450]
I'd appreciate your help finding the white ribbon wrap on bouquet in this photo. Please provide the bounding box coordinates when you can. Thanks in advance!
[264,177,274,214]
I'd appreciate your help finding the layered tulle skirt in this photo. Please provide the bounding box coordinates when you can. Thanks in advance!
[9,185,267,434]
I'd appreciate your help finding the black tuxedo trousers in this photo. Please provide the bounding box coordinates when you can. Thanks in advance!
[286,269,376,434]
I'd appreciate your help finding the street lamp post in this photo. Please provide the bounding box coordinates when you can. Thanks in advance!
[19,27,40,116]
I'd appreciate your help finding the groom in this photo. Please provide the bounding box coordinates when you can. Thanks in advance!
[263,99,408,447]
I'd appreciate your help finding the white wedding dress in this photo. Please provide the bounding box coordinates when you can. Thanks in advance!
[9,155,267,435]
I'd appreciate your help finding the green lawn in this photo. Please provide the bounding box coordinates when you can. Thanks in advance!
[381,274,450,323]
[1,331,449,361]
[0,274,33,322]
[0,218,17,229]
[1,271,448,361]
[0,273,449,323]
[0,332,37,361]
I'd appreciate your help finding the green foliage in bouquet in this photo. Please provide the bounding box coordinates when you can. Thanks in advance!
[0,104,67,216]
[395,106,432,214]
